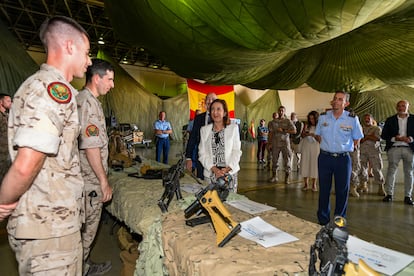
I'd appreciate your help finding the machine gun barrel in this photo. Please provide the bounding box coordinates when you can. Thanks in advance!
[157,153,186,213]
[184,199,202,219]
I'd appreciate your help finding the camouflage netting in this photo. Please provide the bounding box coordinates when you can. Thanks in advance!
[105,0,414,92]
[2,17,414,141]
[162,208,317,275]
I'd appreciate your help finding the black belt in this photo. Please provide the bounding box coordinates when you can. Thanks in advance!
[392,145,409,148]
[157,137,168,140]
[320,150,349,157]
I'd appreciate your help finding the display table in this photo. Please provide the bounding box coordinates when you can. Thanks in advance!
[106,158,184,275]
[106,159,319,276]
[162,208,318,275]
[106,159,414,276]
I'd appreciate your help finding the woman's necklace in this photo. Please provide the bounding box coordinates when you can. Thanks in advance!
[212,123,225,132]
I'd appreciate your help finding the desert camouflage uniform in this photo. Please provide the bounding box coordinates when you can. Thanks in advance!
[268,118,296,174]
[7,64,84,275]
[77,87,109,261]
[0,110,10,183]
[290,120,303,171]
[350,146,361,186]
[360,125,384,185]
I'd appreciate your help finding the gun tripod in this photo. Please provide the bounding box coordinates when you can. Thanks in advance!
[184,177,241,247]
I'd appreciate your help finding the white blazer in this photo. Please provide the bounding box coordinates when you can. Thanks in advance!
[198,123,242,178]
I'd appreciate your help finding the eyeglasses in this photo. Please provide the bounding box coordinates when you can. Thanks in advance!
[214,132,220,144]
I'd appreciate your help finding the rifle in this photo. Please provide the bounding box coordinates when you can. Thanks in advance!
[157,153,186,213]
[184,175,241,247]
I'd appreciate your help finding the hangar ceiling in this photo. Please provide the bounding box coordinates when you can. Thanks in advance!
[3,0,414,92]
[0,0,167,69]
[104,0,414,92]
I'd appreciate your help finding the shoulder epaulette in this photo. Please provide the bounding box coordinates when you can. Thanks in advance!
[346,108,356,117]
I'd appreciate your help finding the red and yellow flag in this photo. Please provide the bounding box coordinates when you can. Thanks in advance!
[248,120,256,139]
[187,79,235,119]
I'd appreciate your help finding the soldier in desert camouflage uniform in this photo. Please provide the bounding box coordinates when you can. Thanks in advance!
[0,93,12,184]
[269,106,296,184]
[0,16,91,275]
[359,114,385,196]
[268,106,296,184]
[77,59,114,275]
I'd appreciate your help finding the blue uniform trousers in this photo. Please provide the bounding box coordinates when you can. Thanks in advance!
[156,137,170,164]
[317,152,351,225]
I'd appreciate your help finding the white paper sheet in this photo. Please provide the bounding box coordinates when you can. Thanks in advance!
[347,235,414,275]
[226,198,276,214]
[180,183,204,194]
[238,216,298,248]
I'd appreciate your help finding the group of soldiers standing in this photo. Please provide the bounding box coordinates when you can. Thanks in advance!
[254,105,385,198]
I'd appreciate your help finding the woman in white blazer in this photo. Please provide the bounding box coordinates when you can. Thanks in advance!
[198,99,242,192]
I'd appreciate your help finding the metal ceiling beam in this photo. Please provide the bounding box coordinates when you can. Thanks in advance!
[63,0,72,18]
[0,0,166,69]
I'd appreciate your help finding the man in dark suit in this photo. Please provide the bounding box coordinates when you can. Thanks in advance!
[185,92,217,179]
[381,100,414,205]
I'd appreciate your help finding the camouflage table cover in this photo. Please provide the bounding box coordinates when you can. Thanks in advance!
[162,207,318,276]
[106,158,187,276]
[106,158,414,276]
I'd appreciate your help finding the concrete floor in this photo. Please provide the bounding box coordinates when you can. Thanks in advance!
[1,141,413,275]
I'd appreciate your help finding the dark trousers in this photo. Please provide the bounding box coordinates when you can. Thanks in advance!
[257,140,268,161]
[195,159,204,179]
[156,137,170,164]
[317,152,351,225]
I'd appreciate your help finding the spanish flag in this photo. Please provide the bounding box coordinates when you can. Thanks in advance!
[248,119,256,139]
[187,79,235,119]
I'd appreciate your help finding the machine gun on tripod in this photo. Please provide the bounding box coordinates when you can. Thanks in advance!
[309,216,379,276]
[157,153,186,213]
[184,175,241,247]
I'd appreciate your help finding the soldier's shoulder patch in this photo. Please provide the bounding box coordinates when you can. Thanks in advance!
[47,82,72,104]
[85,124,99,137]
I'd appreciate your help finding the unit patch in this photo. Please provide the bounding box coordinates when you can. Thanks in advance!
[85,125,99,137]
[47,82,72,104]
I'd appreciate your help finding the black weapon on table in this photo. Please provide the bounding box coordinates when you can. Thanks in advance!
[157,153,186,213]
[309,216,380,276]
[309,216,349,276]
[184,175,241,247]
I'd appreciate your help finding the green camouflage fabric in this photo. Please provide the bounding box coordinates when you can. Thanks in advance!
[7,64,84,239]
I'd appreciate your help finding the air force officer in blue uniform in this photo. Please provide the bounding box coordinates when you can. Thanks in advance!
[315,91,363,225]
